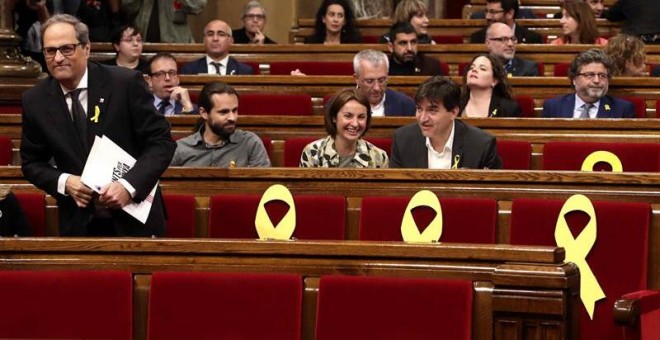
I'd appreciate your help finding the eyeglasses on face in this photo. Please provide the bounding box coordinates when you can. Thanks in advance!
[484,9,505,15]
[578,72,609,80]
[42,42,84,58]
[488,36,517,43]
[244,14,266,20]
[150,70,178,79]
[361,77,388,86]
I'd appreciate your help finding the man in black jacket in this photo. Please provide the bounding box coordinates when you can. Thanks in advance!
[387,22,443,76]
[470,0,542,44]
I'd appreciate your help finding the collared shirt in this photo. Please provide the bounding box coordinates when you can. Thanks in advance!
[170,127,271,167]
[299,135,389,168]
[153,95,175,115]
[573,94,600,119]
[206,55,230,75]
[426,121,455,169]
[371,92,387,117]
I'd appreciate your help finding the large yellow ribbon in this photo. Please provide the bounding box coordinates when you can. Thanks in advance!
[255,184,296,240]
[555,194,605,319]
[581,151,623,172]
[401,190,443,243]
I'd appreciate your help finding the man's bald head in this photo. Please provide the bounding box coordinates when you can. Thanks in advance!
[486,22,516,61]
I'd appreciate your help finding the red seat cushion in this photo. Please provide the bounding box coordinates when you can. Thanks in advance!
[542,141,660,172]
[359,196,497,243]
[269,61,354,75]
[554,62,570,77]
[14,192,45,236]
[0,135,12,165]
[498,140,532,170]
[239,93,313,115]
[163,194,196,238]
[515,95,535,117]
[620,96,646,118]
[315,275,473,340]
[0,270,132,339]
[283,137,319,167]
[148,272,302,340]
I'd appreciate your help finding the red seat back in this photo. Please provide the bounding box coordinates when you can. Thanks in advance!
[498,140,532,170]
[362,35,380,43]
[315,275,473,340]
[554,62,570,77]
[0,135,12,165]
[148,272,302,340]
[208,193,346,240]
[515,94,535,117]
[163,194,196,238]
[364,137,392,157]
[283,137,320,167]
[0,270,132,339]
[620,96,646,118]
[359,196,497,243]
[433,35,464,44]
[240,93,313,115]
[269,61,354,75]
[260,136,273,160]
[542,141,660,172]
[510,198,651,339]
[242,61,260,75]
[14,192,46,236]
[0,105,22,114]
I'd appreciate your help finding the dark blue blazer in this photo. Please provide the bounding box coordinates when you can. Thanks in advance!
[179,56,253,75]
[651,65,660,77]
[542,94,635,118]
[384,89,416,116]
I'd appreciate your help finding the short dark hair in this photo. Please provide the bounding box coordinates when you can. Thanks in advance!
[198,81,240,113]
[568,48,613,81]
[110,24,141,46]
[414,76,461,112]
[486,0,519,18]
[388,22,416,43]
[324,88,372,137]
[148,52,178,74]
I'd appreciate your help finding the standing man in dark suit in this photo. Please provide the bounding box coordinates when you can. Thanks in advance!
[486,22,539,77]
[470,0,543,44]
[147,52,197,115]
[20,14,176,237]
[390,76,502,169]
[180,20,253,75]
[542,49,636,119]
[386,22,443,76]
[354,49,416,117]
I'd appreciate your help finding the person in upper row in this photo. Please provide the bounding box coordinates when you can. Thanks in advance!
[300,88,388,168]
[604,34,647,76]
[147,53,197,115]
[542,49,635,118]
[387,22,443,76]
[305,0,362,44]
[554,0,605,19]
[379,0,434,44]
[390,76,502,169]
[460,54,523,118]
[180,20,253,75]
[353,50,416,117]
[470,0,543,44]
[0,186,30,237]
[485,22,539,77]
[552,0,608,45]
[232,0,276,44]
[102,24,150,74]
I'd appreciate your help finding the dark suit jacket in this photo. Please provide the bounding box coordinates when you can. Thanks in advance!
[179,56,254,75]
[509,57,539,76]
[470,24,543,44]
[388,54,443,76]
[460,94,523,117]
[21,62,176,236]
[384,89,416,116]
[390,119,502,169]
[542,94,636,118]
[652,65,660,77]
[232,27,276,44]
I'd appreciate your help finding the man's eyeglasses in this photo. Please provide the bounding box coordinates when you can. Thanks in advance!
[488,36,518,43]
[361,77,388,86]
[150,70,178,79]
[578,72,609,80]
[244,14,266,20]
[42,43,84,58]
[484,9,505,15]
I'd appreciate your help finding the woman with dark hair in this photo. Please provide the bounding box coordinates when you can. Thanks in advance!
[552,0,608,45]
[102,24,150,74]
[604,34,647,76]
[379,0,434,44]
[304,0,362,44]
[300,88,388,168]
[460,54,522,118]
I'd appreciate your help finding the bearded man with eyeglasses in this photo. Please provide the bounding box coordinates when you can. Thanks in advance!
[542,49,636,119]
[485,22,539,77]
[20,14,175,237]
[469,0,542,44]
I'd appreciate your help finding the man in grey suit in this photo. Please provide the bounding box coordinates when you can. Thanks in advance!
[390,76,502,169]
[486,23,539,77]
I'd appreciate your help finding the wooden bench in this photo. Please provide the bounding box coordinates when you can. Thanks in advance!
[0,237,578,340]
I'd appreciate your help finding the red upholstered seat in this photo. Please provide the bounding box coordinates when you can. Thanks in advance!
[148,272,302,340]
[269,61,354,75]
[284,137,320,167]
[0,105,22,114]
[14,192,46,236]
[433,35,464,44]
[657,99,660,118]
[620,96,646,118]
[362,35,380,43]
[260,136,273,159]
[163,194,196,238]
[498,140,532,170]
[0,270,132,339]
[315,275,473,340]
[0,135,12,165]
[510,198,657,340]
[242,61,261,75]
[359,195,497,243]
[239,93,313,116]
[364,137,392,157]
[542,141,660,172]
[515,94,535,117]
[554,62,570,77]
[208,193,346,240]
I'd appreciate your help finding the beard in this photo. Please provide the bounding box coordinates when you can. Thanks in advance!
[208,121,235,140]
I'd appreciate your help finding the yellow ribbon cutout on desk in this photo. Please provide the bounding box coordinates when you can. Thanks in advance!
[255,184,296,240]
[401,190,443,243]
[581,151,622,172]
[555,194,605,319]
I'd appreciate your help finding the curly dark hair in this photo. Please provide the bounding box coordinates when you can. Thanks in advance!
[460,54,514,107]
[306,0,362,43]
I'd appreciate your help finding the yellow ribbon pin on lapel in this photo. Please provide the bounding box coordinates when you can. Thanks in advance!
[555,194,605,319]
[401,190,443,243]
[255,184,296,240]
[581,151,622,172]
[91,105,100,123]
[451,155,460,169]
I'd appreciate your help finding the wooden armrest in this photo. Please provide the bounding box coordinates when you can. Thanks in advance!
[613,289,660,326]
